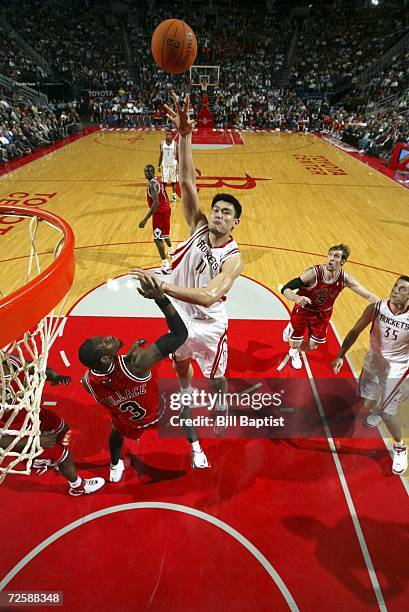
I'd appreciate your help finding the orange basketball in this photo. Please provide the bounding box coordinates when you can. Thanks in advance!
[151,19,197,74]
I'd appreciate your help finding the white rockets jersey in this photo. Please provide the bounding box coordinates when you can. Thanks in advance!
[369,300,409,365]
[161,140,177,166]
[170,224,240,323]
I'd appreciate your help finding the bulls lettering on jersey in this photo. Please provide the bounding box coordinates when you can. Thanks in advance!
[299,265,345,313]
[83,355,162,433]
[170,224,240,322]
[147,178,169,213]
[370,300,409,365]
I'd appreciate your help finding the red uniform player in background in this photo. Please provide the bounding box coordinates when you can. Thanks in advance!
[281,244,378,369]
[139,164,173,274]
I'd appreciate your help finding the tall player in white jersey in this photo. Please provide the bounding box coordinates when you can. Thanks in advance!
[333,276,409,475]
[131,93,243,416]
[159,129,178,204]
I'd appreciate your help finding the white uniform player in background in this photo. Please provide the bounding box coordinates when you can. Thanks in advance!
[159,128,178,204]
[131,92,243,430]
[333,276,409,475]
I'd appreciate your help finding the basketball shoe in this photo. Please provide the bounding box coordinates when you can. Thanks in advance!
[110,459,125,483]
[289,348,302,370]
[69,477,105,496]
[155,264,172,275]
[282,322,293,342]
[365,412,382,427]
[392,444,408,475]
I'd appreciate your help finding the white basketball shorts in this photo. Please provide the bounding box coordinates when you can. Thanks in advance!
[358,352,409,416]
[162,165,177,184]
[172,316,228,378]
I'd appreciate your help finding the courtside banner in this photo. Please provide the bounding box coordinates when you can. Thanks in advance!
[157,378,408,439]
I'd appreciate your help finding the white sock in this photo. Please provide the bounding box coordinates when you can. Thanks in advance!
[181,384,193,394]
[289,348,299,355]
[191,440,202,453]
[161,259,169,267]
[69,476,82,488]
[394,440,404,448]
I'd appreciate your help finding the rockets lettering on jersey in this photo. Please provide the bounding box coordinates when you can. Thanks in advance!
[171,224,240,322]
[84,355,162,429]
[147,178,170,213]
[298,265,345,313]
[370,300,409,364]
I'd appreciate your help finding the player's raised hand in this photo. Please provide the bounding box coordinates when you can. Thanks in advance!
[129,269,165,300]
[164,92,195,136]
[332,357,344,374]
[295,295,312,307]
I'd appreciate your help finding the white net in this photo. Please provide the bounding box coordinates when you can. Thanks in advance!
[0,213,72,483]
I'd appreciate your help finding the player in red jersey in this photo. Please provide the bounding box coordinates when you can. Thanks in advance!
[281,244,378,369]
[0,359,105,496]
[78,279,209,483]
[139,164,174,275]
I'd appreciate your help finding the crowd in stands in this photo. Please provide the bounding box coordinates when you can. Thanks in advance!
[0,0,408,165]
[0,91,80,163]
[289,3,407,93]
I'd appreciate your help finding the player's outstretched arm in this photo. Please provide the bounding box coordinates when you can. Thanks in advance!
[125,276,188,375]
[281,267,315,306]
[332,303,376,373]
[164,93,207,234]
[344,274,379,302]
[131,256,243,307]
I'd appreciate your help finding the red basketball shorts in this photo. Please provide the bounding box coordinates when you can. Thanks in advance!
[152,208,171,239]
[290,306,333,344]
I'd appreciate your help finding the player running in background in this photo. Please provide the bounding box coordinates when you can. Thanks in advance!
[333,276,409,475]
[0,362,105,496]
[78,277,209,483]
[159,128,178,205]
[281,244,378,369]
[139,164,174,274]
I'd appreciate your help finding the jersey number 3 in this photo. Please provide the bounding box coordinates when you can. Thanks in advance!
[119,400,147,421]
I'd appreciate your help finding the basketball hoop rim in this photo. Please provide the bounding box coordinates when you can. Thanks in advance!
[0,206,75,348]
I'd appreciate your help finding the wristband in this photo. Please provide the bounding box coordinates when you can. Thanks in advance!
[155,296,171,308]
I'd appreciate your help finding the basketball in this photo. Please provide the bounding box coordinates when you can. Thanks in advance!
[151,19,197,74]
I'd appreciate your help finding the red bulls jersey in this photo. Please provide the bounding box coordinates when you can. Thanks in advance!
[147,178,170,213]
[83,355,162,431]
[298,265,345,313]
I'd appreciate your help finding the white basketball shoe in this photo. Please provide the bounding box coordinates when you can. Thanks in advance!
[392,444,408,475]
[110,459,126,483]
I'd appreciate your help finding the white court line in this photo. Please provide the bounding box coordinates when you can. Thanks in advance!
[277,353,290,371]
[58,317,67,337]
[303,353,386,610]
[59,350,70,367]
[331,322,409,497]
[0,502,299,611]
[239,382,263,395]
[42,401,57,407]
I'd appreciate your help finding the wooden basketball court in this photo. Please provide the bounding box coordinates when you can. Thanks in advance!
[1,128,408,610]
[1,128,407,366]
